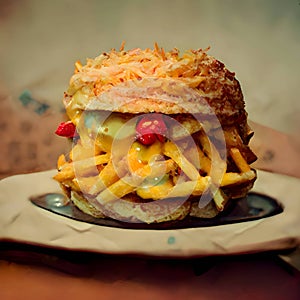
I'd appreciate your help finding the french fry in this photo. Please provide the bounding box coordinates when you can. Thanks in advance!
[197,147,211,174]
[197,131,226,182]
[54,153,110,182]
[96,175,142,204]
[137,179,174,200]
[221,171,256,186]
[53,163,74,182]
[88,160,126,195]
[191,176,211,195]
[163,141,200,181]
[198,131,211,158]
[57,154,67,170]
[168,176,210,198]
[73,176,99,194]
[230,148,251,173]
[137,176,210,200]
[213,189,228,211]
[223,127,244,148]
[73,153,110,176]
[224,127,257,163]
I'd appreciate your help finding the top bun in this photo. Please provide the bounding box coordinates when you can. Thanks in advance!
[63,45,245,125]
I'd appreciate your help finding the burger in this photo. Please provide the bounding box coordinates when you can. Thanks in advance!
[53,44,257,224]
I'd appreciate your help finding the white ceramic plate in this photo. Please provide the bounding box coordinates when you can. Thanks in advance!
[0,170,299,258]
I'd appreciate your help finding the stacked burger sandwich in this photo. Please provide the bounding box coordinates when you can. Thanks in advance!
[54,44,257,224]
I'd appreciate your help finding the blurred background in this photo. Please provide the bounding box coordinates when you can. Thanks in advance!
[0,0,299,178]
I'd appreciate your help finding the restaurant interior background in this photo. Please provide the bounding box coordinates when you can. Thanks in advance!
[0,0,299,177]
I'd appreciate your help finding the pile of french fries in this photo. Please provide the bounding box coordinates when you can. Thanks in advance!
[54,123,256,213]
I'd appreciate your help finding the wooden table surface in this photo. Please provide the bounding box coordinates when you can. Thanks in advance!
[0,242,300,300]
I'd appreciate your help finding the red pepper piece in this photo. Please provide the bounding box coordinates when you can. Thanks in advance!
[136,114,167,145]
[55,121,77,138]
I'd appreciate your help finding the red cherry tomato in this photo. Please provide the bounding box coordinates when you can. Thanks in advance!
[156,133,165,143]
[138,133,157,145]
[55,121,77,138]
[136,114,167,145]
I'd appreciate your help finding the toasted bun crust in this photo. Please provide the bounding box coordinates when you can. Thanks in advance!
[64,47,246,126]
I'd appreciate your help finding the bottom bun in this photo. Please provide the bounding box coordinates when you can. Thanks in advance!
[69,189,225,224]
[62,174,256,224]
[71,191,106,218]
